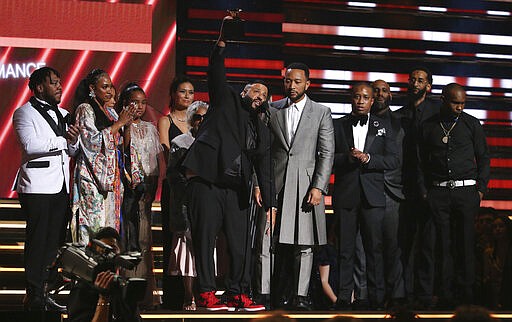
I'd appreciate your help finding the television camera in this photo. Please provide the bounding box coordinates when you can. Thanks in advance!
[55,239,147,303]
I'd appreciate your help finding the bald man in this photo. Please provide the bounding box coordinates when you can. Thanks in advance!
[371,80,406,305]
[417,83,490,307]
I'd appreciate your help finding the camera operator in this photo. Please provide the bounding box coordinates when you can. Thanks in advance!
[67,227,141,322]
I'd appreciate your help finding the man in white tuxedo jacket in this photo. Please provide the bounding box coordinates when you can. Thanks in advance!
[12,67,80,312]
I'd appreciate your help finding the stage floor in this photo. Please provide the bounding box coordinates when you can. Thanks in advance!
[1,310,512,322]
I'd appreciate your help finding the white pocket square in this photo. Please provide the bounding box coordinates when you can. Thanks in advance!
[376,128,386,136]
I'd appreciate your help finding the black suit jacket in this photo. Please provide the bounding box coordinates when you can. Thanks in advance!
[182,45,275,210]
[381,109,405,200]
[333,114,399,208]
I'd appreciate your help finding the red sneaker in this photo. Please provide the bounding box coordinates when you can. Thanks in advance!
[226,293,266,312]
[197,291,228,311]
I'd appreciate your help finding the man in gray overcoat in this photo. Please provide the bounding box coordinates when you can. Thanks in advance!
[268,62,334,310]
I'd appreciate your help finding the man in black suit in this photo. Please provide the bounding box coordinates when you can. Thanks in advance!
[182,15,274,312]
[393,67,438,306]
[371,80,406,305]
[333,82,399,309]
[418,83,490,307]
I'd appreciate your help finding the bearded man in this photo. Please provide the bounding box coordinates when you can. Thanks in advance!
[394,67,438,308]
[371,80,406,306]
[182,15,274,312]
[268,62,334,310]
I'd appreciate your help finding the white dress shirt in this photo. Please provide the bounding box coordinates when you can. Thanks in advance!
[35,97,58,123]
[352,114,370,151]
[287,95,307,142]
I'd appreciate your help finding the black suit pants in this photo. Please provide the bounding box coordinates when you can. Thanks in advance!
[19,186,69,298]
[382,192,405,300]
[400,196,435,303]
[188,179,252,294]
[336,202,385,306]
[428,185,480,304]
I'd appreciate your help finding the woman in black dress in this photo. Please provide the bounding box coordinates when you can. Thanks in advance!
[157,76,195,309]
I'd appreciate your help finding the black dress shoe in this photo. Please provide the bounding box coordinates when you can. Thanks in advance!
[254,294,271,310]
[24,296,45,311]
[294,296,312,311]
[272,297,291,310]
[387,297,408,310]
[434,299,455,311]
[370,303,385,311]
[335,299,352,311]
[412,299,435,311]
[352,299,369,310]
[45,297,67,313]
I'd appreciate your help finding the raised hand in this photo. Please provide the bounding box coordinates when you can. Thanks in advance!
[118,102,138,126]
[65,120,80,144]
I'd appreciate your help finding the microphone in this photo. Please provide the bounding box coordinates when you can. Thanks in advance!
[257,101,269,113]
[256,101,271,126]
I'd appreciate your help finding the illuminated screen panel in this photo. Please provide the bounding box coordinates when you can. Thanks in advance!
[0,0,152,53]
[0,0,176,198]
[177,0,512,209]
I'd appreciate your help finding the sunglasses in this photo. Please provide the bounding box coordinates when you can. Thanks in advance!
[192,113,205,122]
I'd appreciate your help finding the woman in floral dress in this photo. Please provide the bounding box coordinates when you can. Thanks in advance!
[71,69,136,244]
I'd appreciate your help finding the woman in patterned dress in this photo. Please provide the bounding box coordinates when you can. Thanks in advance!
[71,69,136,244]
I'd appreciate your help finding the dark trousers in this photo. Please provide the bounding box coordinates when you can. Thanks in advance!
[121,183,146,252]
[188,179,251,294]
[336,202,385,306]
[19,186,69,299]
[428,185,480,303]
[160,179,177,308]
[399,197,435,303]
[382,192,405,300]
[353,231,368,301]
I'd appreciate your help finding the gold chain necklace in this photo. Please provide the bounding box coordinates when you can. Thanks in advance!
[439,119,458,144]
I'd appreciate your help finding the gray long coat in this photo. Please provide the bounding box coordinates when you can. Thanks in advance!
[269,96,334,245]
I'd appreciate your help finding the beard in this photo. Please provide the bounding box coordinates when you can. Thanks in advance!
[286,88,306,103]
[408,86,427,101]
[42,93,61,106]
[372,97,390,114]
[241,94,266,113]
[241,94,254,110]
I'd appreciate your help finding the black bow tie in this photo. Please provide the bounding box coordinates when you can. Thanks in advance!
[45,104,59,113]
[351,114,368,126]
[30,97,58,112]
[39,101,59,112]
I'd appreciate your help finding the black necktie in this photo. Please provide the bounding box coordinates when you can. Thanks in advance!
[351,114,368,126]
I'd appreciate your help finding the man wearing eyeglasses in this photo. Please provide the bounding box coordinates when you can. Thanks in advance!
[394,67,439,308]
